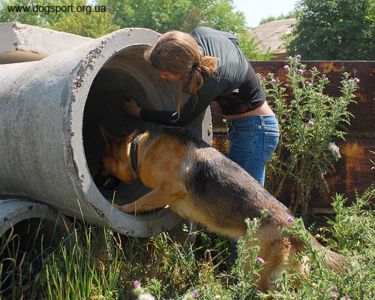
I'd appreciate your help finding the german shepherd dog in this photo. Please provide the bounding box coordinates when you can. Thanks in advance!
[98,127,345,291]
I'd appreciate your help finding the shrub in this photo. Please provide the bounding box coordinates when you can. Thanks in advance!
[263,56,359,213]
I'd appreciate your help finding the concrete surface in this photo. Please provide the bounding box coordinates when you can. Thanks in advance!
[0,22,92,63]
[0,198,68,237]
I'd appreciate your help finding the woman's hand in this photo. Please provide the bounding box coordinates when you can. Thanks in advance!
[121,98,141,118]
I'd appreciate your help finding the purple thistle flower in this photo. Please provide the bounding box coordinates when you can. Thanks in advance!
[132,280,141,289]
[271,78,277,84]
[191,290,200,298]
[322,74,327,78]
[287,215,295,223]
[257,257,266,264]
[295,54,302,61]
[331,285,339,292]
[298,69,304,75]
[307,120,315,126]
[348,77,360,84]
[284,65,290,70]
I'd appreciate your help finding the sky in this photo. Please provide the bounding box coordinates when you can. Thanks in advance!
[232,0,299,28]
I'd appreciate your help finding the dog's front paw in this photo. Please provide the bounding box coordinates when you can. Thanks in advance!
[114,203,135,214]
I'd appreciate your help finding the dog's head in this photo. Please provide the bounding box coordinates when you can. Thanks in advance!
[98,127,135,186]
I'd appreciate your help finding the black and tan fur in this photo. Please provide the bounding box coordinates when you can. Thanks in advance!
[99,127,346,291]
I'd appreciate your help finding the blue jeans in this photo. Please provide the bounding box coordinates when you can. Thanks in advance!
[227,115,279,186]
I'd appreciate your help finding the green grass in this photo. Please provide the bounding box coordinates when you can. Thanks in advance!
[1,186,374,299]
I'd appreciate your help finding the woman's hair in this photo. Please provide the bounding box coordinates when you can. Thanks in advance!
[145,31,218,94]
[144,31,218,121]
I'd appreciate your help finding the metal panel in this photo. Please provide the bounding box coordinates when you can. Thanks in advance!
[211,61,375,208]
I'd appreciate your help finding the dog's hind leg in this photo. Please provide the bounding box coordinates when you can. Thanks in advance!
[255,237,292,291]
[115,185,186,214]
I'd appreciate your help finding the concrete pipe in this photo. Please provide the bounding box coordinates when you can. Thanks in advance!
[0,198,69,238]
[0,28,212,237]
[0,198,72,296]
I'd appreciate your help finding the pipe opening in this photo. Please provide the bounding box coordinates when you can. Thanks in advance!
[0,217,69,297]
[83,45,179,208]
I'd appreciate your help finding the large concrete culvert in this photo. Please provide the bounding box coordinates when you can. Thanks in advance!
[0,27,212,237]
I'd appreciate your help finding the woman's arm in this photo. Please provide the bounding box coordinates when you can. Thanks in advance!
[122,75,230,126]
[122,95,209,126]
[140,94,208,126]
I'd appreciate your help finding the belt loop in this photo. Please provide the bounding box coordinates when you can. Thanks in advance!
[259,116,265,127]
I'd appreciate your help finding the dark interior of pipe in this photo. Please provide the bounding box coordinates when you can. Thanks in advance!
[83,45,207,208]
[82,44,170,206]
[83,67,153,206]
[0,218,69,297]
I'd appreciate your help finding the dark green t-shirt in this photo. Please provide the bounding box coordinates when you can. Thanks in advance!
[140,26,265,126]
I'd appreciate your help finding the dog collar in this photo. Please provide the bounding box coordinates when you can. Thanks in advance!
[129,133,141,179]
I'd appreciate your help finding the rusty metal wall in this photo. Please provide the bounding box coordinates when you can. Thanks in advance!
[211,61,375,209]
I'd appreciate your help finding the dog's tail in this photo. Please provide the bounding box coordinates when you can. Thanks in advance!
[312,239,347,273]
[291,236,347,273]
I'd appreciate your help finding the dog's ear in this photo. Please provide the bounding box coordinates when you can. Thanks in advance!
[100,126,113,146]
[101,126,124,147]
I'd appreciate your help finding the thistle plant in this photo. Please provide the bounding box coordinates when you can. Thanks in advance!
[2,188,374,299]
[263,56,359,214]
[230,215,264,299]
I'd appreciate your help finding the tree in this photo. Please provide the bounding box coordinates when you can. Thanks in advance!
[0,0,270,59]
[99,0,268,59]
[259,12,296,26]
[99,0,247,33]
[287,0,375,60]
[50,10,119,37]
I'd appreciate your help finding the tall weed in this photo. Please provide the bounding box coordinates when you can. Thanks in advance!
[263,56,359,213]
